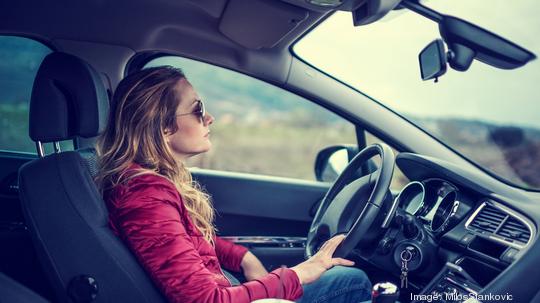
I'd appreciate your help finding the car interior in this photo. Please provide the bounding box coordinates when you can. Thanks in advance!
[1,0,540,302]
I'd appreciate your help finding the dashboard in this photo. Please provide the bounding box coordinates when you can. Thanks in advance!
[394,153,536,255]
[367,152,539,302]
[392,176,534,267]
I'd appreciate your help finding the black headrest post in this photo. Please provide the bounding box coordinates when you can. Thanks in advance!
[53,142,61,153]
[35,141,62,157]
[36,141,45,158]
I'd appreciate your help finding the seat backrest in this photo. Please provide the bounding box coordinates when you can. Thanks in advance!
[18,52,166,303]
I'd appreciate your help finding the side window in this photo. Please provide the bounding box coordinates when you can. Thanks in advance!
[145,56,357,180]
[0,36,72,154]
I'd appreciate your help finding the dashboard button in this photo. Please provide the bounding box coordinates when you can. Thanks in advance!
[501,247,519,263]
[460,233,475,246]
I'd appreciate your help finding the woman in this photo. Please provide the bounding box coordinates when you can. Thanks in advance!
[96,66,372,303]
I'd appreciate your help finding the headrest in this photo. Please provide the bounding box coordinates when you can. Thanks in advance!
[29,52,109,143]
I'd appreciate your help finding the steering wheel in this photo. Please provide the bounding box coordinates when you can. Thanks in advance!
[306,143,395,258]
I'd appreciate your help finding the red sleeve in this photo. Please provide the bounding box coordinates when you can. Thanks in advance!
[214,237,248,272]
[112,175,303,303]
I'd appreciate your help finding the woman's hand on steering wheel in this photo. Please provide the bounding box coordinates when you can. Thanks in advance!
[291,234,355,285]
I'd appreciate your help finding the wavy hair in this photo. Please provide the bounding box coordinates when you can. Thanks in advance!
[95,66,216,243]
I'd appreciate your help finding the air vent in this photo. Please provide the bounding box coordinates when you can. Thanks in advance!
[469,204,506,233]
[497,217,531,245]
[467,202,533,247]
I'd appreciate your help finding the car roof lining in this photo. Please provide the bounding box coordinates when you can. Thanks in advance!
[0,0,328,85]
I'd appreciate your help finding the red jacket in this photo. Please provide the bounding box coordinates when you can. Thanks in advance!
[105,165,303,303]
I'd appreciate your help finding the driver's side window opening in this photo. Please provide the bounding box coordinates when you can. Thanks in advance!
[144,56,357,180]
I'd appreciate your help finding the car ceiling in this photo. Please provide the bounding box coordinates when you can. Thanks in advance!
[0,0,330,78]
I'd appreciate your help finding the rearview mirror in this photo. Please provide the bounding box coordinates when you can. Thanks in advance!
[419,39,447,81]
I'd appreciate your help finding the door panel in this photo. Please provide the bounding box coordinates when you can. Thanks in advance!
[193,169,331,269]
[216,214,311,237]
[250,247,305,271]
[222,236,306,272]
[193,169,330,234]
[0,152,35,238]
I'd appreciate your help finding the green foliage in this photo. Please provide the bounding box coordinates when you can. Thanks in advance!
[0,103,34,152]
[0,36,51,105]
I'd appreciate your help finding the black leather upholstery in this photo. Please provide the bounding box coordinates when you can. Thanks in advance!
[29,52,109,142]
[18,53,166,303]
[78,147,99,178]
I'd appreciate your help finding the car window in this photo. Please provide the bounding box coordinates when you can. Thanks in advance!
[294,4,540,190]
[0,36,73,154]
[145,56,357,180]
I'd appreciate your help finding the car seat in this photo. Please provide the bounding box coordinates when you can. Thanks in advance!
[18,52,167,303]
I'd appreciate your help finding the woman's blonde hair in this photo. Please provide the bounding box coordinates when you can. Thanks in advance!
[95,66,216,243]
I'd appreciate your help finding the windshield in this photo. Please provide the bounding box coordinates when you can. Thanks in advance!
[294,0,540,190]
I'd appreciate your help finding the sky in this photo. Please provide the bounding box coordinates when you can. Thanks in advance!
[294,0,540,128]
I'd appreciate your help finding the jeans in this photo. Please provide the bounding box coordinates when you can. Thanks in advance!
[297,266,372,303]
[223,266,372,303]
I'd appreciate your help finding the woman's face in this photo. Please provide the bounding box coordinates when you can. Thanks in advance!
[165,78,214,161]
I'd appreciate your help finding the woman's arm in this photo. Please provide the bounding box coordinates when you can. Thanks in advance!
[240,251,269,281]
[214,237,269,280]
[214,236,248,272]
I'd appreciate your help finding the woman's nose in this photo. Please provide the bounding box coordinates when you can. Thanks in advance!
[204,113,214,126]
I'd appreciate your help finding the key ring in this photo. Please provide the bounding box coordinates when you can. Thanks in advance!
[400,249,413,262]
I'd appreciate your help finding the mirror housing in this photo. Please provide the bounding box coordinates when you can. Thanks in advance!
[315,145,382,182]
[419,39,447,81]
[439,15,535,71]
[315,145,358,182]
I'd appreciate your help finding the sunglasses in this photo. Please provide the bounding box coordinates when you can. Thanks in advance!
[176,100,206,123]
